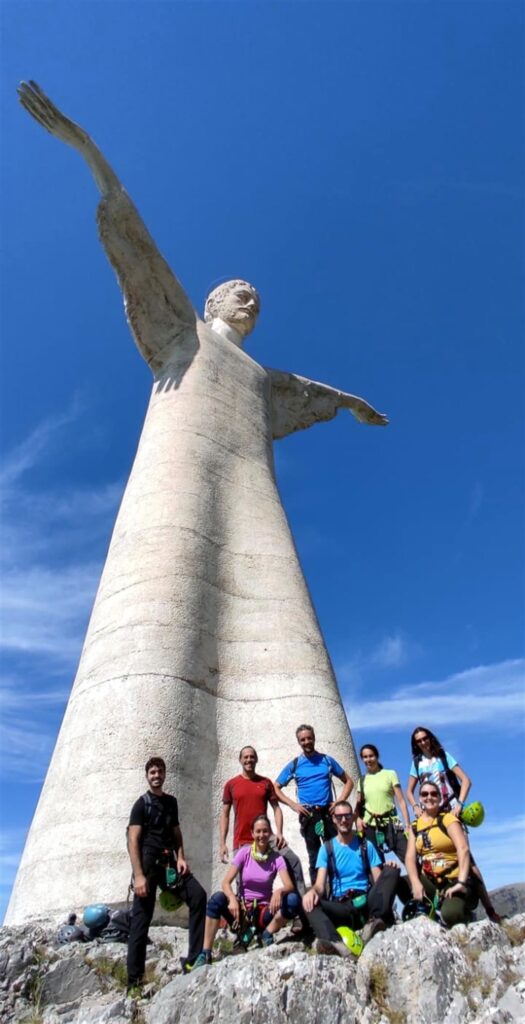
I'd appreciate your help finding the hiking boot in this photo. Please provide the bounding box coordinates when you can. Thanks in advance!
[260,930,274,947]
[315,938,351,958]
[191,951,212,970]
[361,918,387,944]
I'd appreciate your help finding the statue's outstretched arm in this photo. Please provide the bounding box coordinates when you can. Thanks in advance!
[268,369,388,440]
[17,82,195,371]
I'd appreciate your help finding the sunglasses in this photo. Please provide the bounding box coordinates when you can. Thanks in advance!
[333,812,353,821]
[415,735,429,742]
[420,791,439,798]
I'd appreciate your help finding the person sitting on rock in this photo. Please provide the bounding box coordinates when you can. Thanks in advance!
[302,800,400,958]
[193,814,301,967]
[405,779,480,928]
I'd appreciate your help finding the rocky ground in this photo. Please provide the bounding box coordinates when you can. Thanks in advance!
[1,902,524,1023]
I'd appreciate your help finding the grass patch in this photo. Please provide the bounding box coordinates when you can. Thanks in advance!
[84,955,128,990]
[214,936,237,960]
[502,919,525,947]
[155,941,174,955]
[19,973,44,1024]
[368,964,407,1024]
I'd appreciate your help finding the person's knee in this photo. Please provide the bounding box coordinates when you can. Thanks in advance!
[281,892,301,919]
[206,891,228,919]
[440,898,469,929]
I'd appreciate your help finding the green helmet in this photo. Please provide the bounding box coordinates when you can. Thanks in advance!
[336,926,364,957]
[461,801,485,827]
[159,889,184,913]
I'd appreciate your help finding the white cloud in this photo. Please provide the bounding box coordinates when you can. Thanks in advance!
[468,481,484,522]
[0,406,81,490]
[370,633,409,668]
[336,631,416,688]
[0,413,122,664]
[345,658,525,731]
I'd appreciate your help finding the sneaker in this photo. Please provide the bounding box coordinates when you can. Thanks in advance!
[486,907,503,924]
[315,938,351,958]
[192,951,212,970]
[260,930,274,947]
[126,985,143,999]
[361,918,387,944]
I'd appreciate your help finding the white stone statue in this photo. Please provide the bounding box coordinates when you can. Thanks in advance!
[6,83,388,924]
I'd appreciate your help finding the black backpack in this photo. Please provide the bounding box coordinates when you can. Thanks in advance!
[98,908,132,943]
[126,791,165,849]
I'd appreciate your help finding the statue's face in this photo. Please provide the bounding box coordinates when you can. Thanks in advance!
[204,280,260,341]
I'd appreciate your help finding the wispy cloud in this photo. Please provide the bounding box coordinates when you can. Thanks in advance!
[345,658,525,730]
[467,481,484,522]
[0,412,123,780]
[0,405,82,490]
[337,631,417,688]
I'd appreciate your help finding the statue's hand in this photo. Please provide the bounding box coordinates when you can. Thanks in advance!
[344,395,389,426]
[18,81,88,151]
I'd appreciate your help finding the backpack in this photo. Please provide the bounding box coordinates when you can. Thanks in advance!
[126,791,164,849]
[413,748,461,800]
[98,908,132,943]
[324,837,372,900]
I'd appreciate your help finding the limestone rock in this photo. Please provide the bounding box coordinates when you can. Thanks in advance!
[1,914,524,1023]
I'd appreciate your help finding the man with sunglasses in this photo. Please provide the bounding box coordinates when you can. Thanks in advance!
[302,800,399,956]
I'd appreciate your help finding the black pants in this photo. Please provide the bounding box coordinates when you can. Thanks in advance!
[305,864,400,942]
[299,807,337,885]
[363,823,411,903]
[127,856,206,985]
[363,821,407,864]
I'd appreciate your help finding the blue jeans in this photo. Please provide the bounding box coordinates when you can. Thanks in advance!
[207,889,300,928]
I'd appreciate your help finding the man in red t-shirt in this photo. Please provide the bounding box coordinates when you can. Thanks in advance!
[220,746,285,859]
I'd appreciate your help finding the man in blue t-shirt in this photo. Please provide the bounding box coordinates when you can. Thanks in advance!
[274,724,354,884]
[302,800,400,956]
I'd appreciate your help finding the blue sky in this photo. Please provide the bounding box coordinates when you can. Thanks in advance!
[1,2,523,921]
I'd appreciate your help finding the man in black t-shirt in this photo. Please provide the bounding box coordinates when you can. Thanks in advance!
[127,756,206,990]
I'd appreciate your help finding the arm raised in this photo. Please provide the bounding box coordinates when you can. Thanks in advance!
[268,369,388,440]
[18,82,196,371]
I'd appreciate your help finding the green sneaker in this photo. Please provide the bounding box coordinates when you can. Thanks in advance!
[126,985,143,1000]
[192,951,212,970]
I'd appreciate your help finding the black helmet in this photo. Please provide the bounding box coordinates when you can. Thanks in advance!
[402,899,432,923]
[56,923,86,945]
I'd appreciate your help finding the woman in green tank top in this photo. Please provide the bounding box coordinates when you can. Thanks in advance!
[357,744,411,866]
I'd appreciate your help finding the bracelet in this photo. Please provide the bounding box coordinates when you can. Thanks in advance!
[457,801,465,809]
[458,879,468,886]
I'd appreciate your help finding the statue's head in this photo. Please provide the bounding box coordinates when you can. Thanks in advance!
[204,280,260,342]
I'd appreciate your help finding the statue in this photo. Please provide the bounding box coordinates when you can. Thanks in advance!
[6,83,388,923]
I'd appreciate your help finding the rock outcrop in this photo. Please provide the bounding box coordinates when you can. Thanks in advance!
[1,915,524,1023]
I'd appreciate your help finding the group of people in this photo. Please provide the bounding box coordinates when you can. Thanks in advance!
[126,724,498,993]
